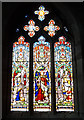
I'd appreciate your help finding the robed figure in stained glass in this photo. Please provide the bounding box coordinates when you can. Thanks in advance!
[11,36,29,111]
[35,67,49,103]
[33,36,51,111]
[54,36,74,111]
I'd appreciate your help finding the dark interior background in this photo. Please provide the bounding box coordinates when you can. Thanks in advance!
[2,2,84,120]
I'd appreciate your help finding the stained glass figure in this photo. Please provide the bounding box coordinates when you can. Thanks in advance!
[11,36,29,111]
[44,20,60,37]
[34,5,49,21]
[54,36,74,111]
[33,36,51,111]
[24,20,39,37]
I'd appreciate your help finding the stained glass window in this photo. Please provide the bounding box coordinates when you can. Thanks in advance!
[33,36,51,111]
[11,36,30,111]
[10,4,75,113]
[54,36,74,111]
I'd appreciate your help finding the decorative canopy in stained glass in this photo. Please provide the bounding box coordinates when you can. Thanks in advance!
[54,36,74,111]
[24,20,39,37]
[33,36,51,111]
[11,36,30,111]
[34,5,49,21]
[44,20,60,37]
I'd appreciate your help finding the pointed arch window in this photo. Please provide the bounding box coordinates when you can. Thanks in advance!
[33,36,51,111]
[9,4,75,113]
[11,36,30,111]
[54,36,74,111]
